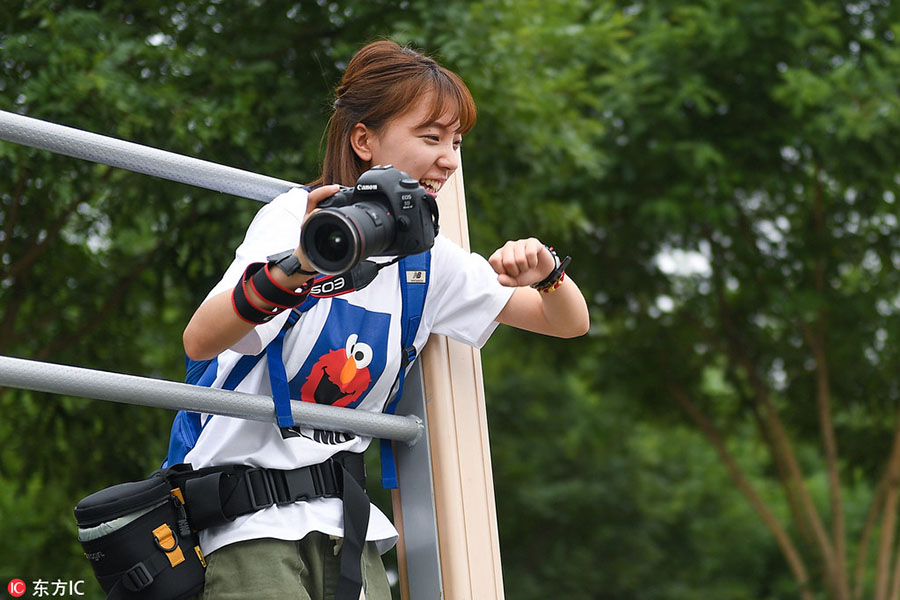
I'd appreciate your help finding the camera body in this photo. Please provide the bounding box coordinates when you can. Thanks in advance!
[301,165,440,275]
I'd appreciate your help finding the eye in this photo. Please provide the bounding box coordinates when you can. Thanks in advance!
[423,135,440,143]
[344,334,373,368]
[350,343,373,368]
[345,334,358,356]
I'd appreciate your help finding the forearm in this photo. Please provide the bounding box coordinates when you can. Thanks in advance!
[183,262,315,360]
[183,291,255,361]
[488,238,590,338]
[497,275,590,338]
[538,275,590,337]
[183,185,340,361]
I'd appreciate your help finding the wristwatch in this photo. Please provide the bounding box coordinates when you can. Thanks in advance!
[266,250,315,277]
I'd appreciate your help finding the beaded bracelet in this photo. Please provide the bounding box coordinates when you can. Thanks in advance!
[531,247,571,294]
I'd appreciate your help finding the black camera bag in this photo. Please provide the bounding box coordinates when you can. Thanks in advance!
[75,475,205,600]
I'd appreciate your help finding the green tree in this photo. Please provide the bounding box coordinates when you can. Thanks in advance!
[0,0,420,592]
[8,1,900,599]
[403,1,900,598]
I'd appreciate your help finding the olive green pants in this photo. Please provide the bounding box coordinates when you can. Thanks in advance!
[191,534,391,600]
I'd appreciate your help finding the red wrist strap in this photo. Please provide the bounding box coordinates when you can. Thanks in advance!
[249,264,312,309]
[232,275,280,324]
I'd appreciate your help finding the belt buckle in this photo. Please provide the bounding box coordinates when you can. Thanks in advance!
[122,563,153,592]
[310,463,328,498]
[243,468,274,510]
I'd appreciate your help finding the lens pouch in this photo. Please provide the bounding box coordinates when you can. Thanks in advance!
[75,476,205,600]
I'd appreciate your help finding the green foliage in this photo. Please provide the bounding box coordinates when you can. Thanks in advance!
[485,326,791,599]
[0,0,418,592]
[400,1,900,598]
[5,1,900,598]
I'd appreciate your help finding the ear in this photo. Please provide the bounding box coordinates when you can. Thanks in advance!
[349,122,374,162]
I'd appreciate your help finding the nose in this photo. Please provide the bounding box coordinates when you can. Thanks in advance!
[437,144,459,173]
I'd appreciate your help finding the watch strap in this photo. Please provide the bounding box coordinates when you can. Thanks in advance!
[267,250,317,277]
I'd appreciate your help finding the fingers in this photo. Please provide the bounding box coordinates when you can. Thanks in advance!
[496,273,517,287]
[489,238,547,286]
[298,185,341,272]
[306,184,341,216]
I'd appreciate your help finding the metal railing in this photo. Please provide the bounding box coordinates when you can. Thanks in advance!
[0,109,296,202]
[0,355,423,444]
[0,109,443,598]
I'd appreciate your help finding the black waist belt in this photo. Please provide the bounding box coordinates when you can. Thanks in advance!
[166,451,370,600]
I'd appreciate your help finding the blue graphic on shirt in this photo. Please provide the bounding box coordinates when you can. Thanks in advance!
[289,298,390,410]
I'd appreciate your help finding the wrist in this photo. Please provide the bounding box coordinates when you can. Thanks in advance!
[231,261,313,324]
[263,249,317,289]
[531,246,571,294]
[294,250,318,279]
[267,249,317,278]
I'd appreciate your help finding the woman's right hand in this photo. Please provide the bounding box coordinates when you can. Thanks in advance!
[304,184,341,220]
[291,184,342,274]
[183,185,344,361]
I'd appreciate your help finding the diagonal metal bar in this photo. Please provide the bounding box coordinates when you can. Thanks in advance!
[0,109,447,598]
[0,111,424,443]
[0,355,423,444]
[0,109,298,202]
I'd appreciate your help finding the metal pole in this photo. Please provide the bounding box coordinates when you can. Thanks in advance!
[0,109,298,202]
[393,360,443,598]
[0,355,423,444]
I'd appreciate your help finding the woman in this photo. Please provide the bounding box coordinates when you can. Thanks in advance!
[180,40,589,600]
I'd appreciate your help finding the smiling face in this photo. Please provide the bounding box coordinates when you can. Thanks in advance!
[315,41,475,188]
[350,94,464,196]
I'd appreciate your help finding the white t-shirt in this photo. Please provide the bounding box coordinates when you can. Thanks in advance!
[185,187,514,555]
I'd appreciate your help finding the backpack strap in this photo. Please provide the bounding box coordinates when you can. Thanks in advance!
[380,250,430,489]
[268,327,294,428]
[265,305,321,428]
[165,306,312,467]
[185,355,216,386]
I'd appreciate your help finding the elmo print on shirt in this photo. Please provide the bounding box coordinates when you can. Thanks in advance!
[301,334,372,407]
[289,298,389,410]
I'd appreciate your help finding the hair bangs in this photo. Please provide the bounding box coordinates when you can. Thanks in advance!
[415,69,477,135]
[313,41,478,188]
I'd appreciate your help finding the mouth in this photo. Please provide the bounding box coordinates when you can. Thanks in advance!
[314,366,351,405]
[419,178,444,195]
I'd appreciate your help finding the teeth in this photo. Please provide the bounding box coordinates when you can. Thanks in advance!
[420,179,443,194]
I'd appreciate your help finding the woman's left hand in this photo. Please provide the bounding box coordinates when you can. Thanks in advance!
[488,237,556,288]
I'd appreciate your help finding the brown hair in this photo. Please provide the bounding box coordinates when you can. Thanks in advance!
[310,40,476,187]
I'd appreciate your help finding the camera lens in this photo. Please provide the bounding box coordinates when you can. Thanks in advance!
[302,211,362,275]
[301,202,395,274]
[317,228,350,263]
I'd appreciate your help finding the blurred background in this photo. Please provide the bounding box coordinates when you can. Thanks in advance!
[3,1,900,598]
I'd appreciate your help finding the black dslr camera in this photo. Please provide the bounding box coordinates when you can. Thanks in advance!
[301,165,440,274]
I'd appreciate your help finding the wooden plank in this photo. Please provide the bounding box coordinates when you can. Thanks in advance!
[420,161,505,599]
